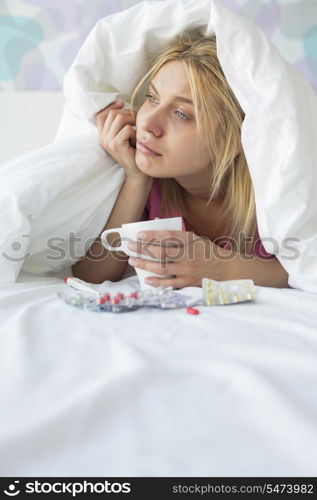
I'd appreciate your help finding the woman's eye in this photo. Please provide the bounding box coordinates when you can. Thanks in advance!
[145,93,157,103]
[145,94,188,120]
[175,110,188,120]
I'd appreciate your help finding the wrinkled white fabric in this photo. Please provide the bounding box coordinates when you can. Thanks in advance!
[0,275,317,476]
[0,131,124,281]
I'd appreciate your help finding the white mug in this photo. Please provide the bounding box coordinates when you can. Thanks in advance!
[101,217,182,289]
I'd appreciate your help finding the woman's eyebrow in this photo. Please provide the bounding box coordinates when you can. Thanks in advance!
[149,81,194,105]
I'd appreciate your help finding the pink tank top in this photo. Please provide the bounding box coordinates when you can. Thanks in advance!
[144,178,275,259]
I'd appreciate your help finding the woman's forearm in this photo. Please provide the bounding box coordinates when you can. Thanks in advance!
[223,253,290,288]
[72,176,152,284]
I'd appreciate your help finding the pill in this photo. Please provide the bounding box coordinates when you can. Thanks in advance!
[116,293,125,299]
[186,307,200,315]
[97,297,106,304]
[129,292,138,299]
[103,293,110,301]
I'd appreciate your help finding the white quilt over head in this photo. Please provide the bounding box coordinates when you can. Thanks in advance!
[1,0,317,292]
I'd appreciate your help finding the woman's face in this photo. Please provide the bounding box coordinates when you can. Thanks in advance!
[135,60,212,183]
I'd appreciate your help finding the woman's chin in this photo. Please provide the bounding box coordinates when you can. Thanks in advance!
[135,153,175,179]
[135,152,159,171]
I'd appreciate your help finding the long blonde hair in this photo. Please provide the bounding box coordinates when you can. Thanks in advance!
[130,29,256,252]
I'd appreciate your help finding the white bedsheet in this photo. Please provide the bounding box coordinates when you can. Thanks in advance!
[1,273,317,476]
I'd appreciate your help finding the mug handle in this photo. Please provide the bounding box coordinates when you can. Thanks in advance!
[101,228,123,251]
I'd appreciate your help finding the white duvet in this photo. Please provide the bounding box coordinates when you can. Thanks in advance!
[0,274,317,476]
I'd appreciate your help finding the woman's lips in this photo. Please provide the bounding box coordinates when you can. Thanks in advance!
[136,140,161,156]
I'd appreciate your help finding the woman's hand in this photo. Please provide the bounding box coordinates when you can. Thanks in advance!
[95,101,150,182]
[126,229,232,288]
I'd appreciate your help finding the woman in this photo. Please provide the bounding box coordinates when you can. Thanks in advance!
[72,31,289,288]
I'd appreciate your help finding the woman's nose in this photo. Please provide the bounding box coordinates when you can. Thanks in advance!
[138,108,163,137]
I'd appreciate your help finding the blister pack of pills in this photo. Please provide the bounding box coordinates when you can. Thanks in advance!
[202,278,255,306]
[57,276,256,314]
[57,286,201,313]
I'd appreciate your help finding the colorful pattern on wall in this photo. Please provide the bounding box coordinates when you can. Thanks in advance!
[0,0,316,93]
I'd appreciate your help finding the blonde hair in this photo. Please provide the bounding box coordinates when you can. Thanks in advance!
[130,29,256,252]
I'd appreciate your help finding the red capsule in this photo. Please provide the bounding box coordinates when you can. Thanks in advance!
[129,292,138,299]
[97,297,106,304]
[103,293,110,301]
[112,297,120,304]
[116,293,125,299]
[186,307,200,315]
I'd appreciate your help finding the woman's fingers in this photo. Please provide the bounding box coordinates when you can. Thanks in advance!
[112,123,136,153]
[101,112,136,152]
[95,101,124,134]
[97,103,144,177]
[129,257,178,275]
[128,239,182,261]
[107,112,136,139]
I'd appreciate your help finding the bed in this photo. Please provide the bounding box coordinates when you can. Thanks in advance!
[1,245,317,476]
[0,92,317,476]
[1,0,317,477]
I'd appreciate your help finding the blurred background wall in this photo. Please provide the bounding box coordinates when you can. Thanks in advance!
[1,0,317,93]
[1,0,316,162]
